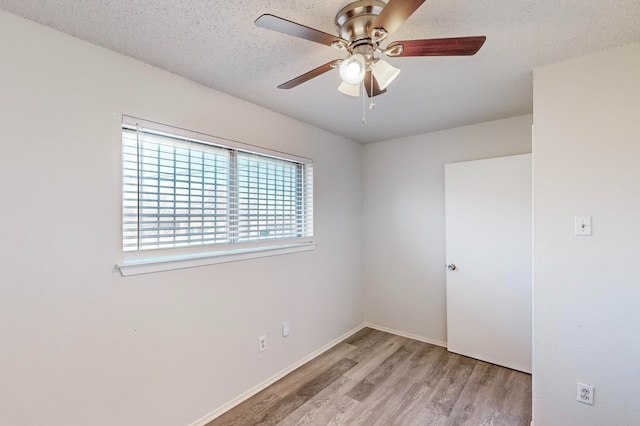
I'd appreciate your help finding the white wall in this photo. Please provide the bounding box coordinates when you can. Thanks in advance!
[533,42,640,425]
[0,11,363,426]
[362,115,532,344]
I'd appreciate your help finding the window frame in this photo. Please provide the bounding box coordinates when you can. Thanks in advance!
[116,116,315,276]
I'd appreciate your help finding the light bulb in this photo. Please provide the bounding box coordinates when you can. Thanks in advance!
[345,62,361,79]
[339,54,366,85]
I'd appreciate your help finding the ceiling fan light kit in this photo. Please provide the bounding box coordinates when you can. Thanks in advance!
[255,0,486,105]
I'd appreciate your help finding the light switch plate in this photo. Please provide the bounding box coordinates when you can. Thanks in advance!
[575,217,592,236]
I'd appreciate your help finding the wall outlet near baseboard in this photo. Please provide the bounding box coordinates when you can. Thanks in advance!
[259,335,267,352]
[577,383,594,405]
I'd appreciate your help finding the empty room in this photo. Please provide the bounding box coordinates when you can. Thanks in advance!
[1,1,639,425]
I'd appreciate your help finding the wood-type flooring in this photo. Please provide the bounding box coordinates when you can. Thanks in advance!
[207,328,532,426]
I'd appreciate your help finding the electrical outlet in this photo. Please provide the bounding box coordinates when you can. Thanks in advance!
[259,335,267,352]
[282,320,290,337]
[577,383,594,405]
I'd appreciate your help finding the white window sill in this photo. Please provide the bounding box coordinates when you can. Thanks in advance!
[116,242,316,277]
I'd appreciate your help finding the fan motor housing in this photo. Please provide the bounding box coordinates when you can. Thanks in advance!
[335,0,385,43]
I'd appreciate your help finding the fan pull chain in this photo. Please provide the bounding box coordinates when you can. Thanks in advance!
[369,70,376,110]
[361,79,367,124]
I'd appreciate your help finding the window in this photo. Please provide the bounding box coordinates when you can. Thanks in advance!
[119,116,313,274]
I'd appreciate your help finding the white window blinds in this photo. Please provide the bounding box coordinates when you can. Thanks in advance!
[122,117,313,254]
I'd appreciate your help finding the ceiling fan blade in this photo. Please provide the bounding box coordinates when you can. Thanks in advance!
[369,0,426,39]
[364,70,387,98]
[255,14,347,47]
[277,60,340,89]
[385,36,487,57]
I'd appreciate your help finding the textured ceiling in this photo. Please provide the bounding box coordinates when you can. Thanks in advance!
[1,1,639,143]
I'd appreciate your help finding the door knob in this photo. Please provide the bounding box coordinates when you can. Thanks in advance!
[447,264,456,271]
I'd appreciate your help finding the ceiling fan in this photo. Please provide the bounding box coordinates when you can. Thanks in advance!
[255,0,486,98]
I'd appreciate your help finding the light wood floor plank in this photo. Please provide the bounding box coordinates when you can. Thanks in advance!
[293,393,358,426]
[251,358,357,426]
[343,329,395,363]
[268,342,358,398]
[428,354,480,416]
[342,335,404,382]
[205,328,532,426]
[275,376,355,425]
[446,361,503,424]
[346,344,414,402]
[208,389,280,426]
[341,349,419,423]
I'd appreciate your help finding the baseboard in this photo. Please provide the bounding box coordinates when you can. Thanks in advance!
[364,322,448,348]
[187,323,366,426]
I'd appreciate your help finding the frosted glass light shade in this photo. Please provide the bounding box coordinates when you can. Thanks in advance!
[339,54,366,85]
[338,81,360,97]
[372,59,401,90]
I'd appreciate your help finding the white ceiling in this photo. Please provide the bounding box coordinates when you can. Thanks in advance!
[1,1,639,143]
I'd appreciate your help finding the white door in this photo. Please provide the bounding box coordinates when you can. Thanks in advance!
[445,154,532,373]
